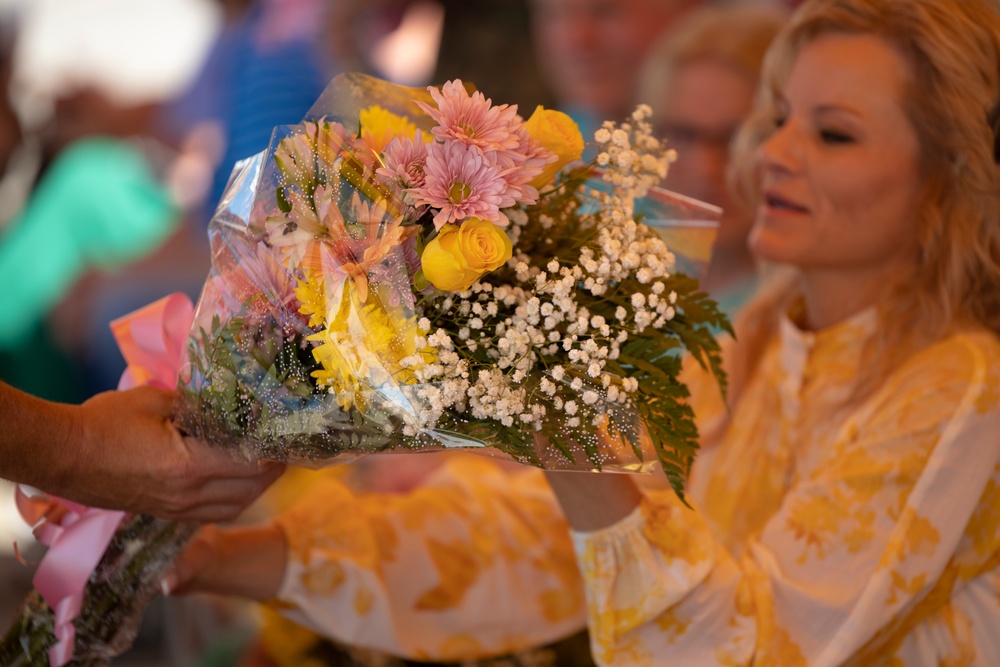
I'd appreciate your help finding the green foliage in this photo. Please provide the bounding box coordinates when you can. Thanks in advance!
[175,310,396,462]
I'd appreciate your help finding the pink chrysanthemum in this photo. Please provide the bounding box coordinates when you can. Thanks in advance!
[409,141,508,229]
[416,80,521,154]
[494,126,556,206]
[377,130,429,189]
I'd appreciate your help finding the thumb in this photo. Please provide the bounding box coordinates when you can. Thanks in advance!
[143,386,178,418]
[120,385,177,419]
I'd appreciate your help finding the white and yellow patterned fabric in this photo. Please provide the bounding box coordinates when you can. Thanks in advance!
[274,455,589,661]
[275,308,1000,665]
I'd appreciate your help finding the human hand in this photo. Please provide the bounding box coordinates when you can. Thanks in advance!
[161,523,287,601]
[51,386,284,521]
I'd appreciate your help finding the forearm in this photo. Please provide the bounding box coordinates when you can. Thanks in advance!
[2,383,282,519]
[544,470,642,531]
[0,381,76,490]
[568,488,748,666]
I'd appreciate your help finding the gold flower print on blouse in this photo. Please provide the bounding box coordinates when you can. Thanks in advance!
[416,536,488,610]
[301,560,346,596]
[275,455,587,661]
[573,323,1000,665]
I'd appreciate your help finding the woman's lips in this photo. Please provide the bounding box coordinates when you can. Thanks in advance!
[762,191,810,215]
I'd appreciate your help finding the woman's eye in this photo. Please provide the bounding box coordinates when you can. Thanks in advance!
[820,129,853,144]
[773,116,787,129]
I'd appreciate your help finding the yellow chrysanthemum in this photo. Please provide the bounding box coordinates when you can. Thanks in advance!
[306,281,429,411]
[360,105,422,154]
[294,272,328,328]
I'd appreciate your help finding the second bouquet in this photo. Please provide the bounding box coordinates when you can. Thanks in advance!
[176,72,728,495]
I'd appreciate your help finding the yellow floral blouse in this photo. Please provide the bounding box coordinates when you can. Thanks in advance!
[275,309,1000,665]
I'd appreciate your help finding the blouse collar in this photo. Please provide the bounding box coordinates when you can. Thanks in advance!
[776,299,879,401]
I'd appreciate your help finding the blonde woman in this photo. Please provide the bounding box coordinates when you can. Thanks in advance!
[548,0,1000,663]
[169,0,1000,664]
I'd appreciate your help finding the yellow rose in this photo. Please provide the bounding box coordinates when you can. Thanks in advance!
[421,218,513,292]
[524,106,585,190]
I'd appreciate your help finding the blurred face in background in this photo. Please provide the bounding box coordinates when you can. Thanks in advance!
[752,33,922,278]
[530,0,696,121]
[654,58,756,250]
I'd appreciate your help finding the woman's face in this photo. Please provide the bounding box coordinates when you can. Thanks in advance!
[751,33,923,279]
[656,59,756,250]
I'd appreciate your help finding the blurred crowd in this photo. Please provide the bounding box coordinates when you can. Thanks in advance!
[0,0,800,664]
[0,0,803,399]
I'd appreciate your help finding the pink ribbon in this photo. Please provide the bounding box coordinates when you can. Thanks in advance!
[15,293,194,666]
[15,489,125,666]
[111,292,194,391]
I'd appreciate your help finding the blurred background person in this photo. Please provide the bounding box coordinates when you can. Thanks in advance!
[0,0,222,401]
[528,0,706,143]
[161,0,338,232]
[637,4,787,317]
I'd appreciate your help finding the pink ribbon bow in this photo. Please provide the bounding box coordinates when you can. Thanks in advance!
[15,292,194,666]
[111,292,194,392]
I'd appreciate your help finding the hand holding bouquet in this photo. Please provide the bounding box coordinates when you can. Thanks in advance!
[2,72,727,666]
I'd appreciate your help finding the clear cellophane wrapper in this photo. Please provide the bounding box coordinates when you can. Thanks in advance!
[173,72,727,475]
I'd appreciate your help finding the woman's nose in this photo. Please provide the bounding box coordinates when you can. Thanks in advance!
[756,120,801,176]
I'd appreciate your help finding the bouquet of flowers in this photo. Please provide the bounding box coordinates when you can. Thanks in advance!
[1,72,728,666]
[177,72,727,477]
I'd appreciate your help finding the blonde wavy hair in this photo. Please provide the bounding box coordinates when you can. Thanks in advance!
[726,0,1000,400]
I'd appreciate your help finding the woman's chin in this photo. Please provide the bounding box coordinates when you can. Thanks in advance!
[748,228,799,266]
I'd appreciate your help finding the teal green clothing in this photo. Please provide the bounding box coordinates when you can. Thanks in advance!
[0,138,178,348]
[0,322,88,402]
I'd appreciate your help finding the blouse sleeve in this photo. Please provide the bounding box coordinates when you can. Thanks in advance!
[572,331,1000,666]
[272,455,587,661]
